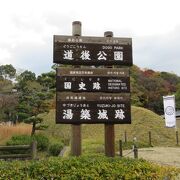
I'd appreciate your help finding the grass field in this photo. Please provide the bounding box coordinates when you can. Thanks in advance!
[41,106,179,154]
[0,123,32,145]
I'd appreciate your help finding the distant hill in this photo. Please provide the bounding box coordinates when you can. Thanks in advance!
[41,106,178,153]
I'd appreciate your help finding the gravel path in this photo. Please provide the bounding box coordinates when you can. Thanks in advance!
[123,147,180,167]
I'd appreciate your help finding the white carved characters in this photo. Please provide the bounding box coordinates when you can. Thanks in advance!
[62,108,125,120]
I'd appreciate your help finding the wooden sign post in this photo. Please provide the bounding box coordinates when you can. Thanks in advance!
[54,21,133,157]
[104,31,115,157]
[71,21,81,156]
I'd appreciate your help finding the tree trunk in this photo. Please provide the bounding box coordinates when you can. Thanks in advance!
[31,121,36,136]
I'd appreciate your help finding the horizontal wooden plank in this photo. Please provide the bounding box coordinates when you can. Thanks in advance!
[56,67,129,77]
[54,35,132,45]
[56,92,130,101]
[0,154,31,159]
[0,145,30,151]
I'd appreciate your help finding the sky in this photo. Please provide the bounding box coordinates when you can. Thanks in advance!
[0,0,180,75]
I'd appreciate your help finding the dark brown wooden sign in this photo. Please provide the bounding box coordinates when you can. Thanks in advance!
[53,35,132,66]
[56,68,130,93]
[56,92,131,124]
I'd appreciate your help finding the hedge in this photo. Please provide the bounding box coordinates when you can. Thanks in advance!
[0,156,179,179]
[6,134,49,151]
[48,142,64,156]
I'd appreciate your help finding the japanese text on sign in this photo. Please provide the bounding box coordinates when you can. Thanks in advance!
[54,35,132,66]
[56,93,131,124]
[56,68,130,93]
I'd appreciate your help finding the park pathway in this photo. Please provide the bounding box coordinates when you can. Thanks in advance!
[124,147,180,167]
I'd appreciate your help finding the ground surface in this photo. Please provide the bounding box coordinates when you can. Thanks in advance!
[124,147,180,167]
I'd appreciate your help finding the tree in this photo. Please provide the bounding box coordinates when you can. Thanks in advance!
[0,64,16,80]
[176,83,180,110]
[130,66,175,114]
[0,65,18,123]
[16,70,36,91]
[160,72,180,92]
[0,79,13,93]
[17,81,50,135]
[0,93,18,122]
[37,71,55,91]
[130,77,146,106]
[130,65,148,107]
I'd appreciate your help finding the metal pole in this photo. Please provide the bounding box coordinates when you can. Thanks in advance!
[71,21,82,156]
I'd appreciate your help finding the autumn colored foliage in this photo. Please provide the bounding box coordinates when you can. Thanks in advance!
[130,65,180,114]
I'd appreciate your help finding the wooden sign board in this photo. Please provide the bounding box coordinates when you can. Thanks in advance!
[53,35,133,66]
[56,92,131,124]
[56,68,130,93]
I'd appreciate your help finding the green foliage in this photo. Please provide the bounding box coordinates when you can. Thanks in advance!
[130,77,145,106]
[16,70,36,91]
[130,65,180,114]
[160,71,180,91]
[0,64,16,80]
[0,76,18,122]
[6,134,32,146]
[0,65,54,131]
[16,80,51,135]
[0,156,179,179]
[0,93,18,122]
[33,134,49,151]
[5,135,32,154]
[40,110,71,146]
[17,112,30,121]
[176,83,180,109]
[0,79,13,93]
[6,134,49,151]
[37,71,55,91]
[48,142,64,156]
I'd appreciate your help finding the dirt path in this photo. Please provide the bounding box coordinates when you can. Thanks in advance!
[123,147,180,167]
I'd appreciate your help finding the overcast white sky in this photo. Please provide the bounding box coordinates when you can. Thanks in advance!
[0,0,180,75]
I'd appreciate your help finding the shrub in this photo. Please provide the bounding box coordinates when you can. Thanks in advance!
[0,156,180,179]
[61,137,70,145]
[5,135,32,154]
[48,142,64,156]
[6,134,49,151]
[6,134,32,146]
[32,134,49,151]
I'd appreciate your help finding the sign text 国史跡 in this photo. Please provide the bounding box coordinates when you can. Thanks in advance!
[56,68,130,93]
